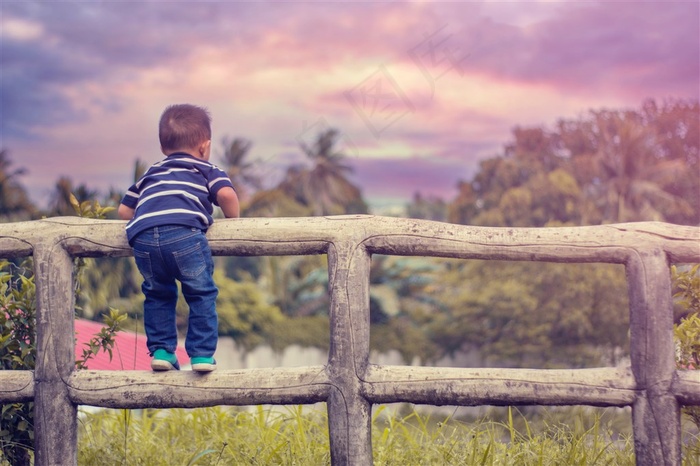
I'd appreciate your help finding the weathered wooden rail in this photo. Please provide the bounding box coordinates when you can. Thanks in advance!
[0,216,698,465]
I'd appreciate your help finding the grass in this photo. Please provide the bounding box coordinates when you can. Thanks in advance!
[78,405,331,465]
[371,406,637,466]
[76,405,700,465]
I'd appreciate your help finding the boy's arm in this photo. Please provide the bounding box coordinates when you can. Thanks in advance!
[118,203,135,220]
[216,187,240,218]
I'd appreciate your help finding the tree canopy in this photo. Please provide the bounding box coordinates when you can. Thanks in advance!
[446,98,699,227]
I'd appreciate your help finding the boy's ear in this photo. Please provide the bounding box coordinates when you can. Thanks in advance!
[199,140,212,157]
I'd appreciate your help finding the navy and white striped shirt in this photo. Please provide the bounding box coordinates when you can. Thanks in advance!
[121,153,234,244]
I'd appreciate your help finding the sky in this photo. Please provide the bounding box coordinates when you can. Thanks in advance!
[1,1,698,210]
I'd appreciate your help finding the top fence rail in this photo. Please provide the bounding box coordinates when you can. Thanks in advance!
[1,215,698,261]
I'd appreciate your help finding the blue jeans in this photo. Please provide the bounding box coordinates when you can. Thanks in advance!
[132,225,218,358]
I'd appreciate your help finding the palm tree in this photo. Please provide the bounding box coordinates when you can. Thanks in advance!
[0,150,36,220]
[219,137,261,203]
[279,128,367,216]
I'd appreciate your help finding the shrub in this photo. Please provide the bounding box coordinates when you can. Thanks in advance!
[673,264,700,433]
[0,197,124,465]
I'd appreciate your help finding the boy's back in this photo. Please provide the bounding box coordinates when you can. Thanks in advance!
[118,104,239,372]
[122,152,234,245]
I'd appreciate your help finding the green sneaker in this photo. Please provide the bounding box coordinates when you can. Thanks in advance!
[191,357,216,372]
[151,349,180,371]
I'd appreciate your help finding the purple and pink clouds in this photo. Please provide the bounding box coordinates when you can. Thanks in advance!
[1,1,697,208]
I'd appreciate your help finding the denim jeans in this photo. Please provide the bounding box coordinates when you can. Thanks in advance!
[132,225,218,358]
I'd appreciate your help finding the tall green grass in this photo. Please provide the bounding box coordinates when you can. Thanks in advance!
[77,405,700,465]
[78,405,330,465]
[371,405,637,466]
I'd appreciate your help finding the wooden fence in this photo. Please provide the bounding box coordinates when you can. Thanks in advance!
[0,216,699,465]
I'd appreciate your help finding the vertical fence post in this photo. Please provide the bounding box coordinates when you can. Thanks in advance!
[326,241,373,465]
[627,249,680,466]
[33,242,77,465]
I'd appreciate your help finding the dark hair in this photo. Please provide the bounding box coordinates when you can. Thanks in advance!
[159,104,212,153]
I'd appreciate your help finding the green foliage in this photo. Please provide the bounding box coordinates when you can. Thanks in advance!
[68,193,115,219]
[673,264,700,324]
[213,268,331,353]
[373,320,439,365]
[214,270,286,353]
[406,193,448,221]
[380,259,629,368]
[49,177,99,217]
[672,264,700,432]
[75,308,127,370]
[265,315,330,352]
[0,260,35,465]
[675,312,700,369]
[0,261,36,372]
[0,193,124,465]
[453,98,699,226]
[74,257,141,321]
[243,188,312,218]
[366,256,442,363]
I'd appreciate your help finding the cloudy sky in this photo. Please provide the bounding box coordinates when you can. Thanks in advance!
[1,1,698,209]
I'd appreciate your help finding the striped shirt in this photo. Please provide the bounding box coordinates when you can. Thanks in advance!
[121,153,234,244]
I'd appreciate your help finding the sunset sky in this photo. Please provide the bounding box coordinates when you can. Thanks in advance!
[1,1,698,210]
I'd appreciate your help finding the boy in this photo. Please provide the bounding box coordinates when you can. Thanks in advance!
[118,104,240,372]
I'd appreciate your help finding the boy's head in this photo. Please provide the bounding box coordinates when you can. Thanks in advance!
[159,104,212,158]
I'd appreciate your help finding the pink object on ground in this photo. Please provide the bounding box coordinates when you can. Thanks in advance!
[74,318,188,370]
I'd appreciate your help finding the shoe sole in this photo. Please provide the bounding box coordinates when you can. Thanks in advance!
[151,359,177,371]
[192,363,216,372]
